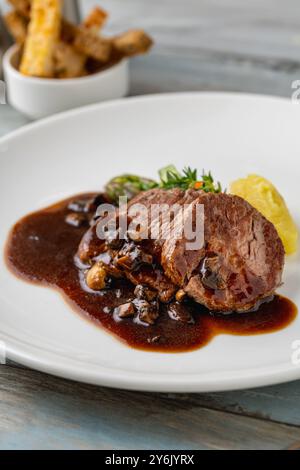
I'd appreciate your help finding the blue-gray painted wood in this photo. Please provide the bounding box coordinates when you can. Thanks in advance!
[1,0,300,450]
[1,366,300,450]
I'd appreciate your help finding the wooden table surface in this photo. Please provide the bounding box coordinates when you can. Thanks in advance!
[1,0,300,450]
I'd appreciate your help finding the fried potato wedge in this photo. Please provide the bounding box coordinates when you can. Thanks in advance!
[113,29,153,57]
[4,10,28,44]
[20,0,62,77]
[83,6,108,33]
[7,0,31,18]
[73,27,112,62]
[54,41,86,78]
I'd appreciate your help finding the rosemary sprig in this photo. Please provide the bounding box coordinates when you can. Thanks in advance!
[201,171,223,193]
[159,165,222,193]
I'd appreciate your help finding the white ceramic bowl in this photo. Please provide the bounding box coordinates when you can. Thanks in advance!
[3,45,129,120]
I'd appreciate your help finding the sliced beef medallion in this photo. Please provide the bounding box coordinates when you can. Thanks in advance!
[77,187,285,313]
[77,188,180,302]
[161,191,285,312]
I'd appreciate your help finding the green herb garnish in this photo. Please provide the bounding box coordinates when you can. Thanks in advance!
[159,165,222,193]
[105,166,222,203]
[201,171,223,193]
[159,166,197,190]
[105,174,158,203]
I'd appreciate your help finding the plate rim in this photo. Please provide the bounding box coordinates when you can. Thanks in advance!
[0,91,293,147]
[3,338,300,393]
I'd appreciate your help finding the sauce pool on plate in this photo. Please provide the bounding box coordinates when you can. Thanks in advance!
[5,194,298,352]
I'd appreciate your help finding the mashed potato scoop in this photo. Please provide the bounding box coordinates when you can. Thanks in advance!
[230,174,298,255]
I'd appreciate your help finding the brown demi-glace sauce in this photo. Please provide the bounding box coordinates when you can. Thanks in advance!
[5,193,298,352]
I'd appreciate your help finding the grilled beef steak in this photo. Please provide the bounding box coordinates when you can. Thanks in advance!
[162,190,284,312]
[77,188,285,313]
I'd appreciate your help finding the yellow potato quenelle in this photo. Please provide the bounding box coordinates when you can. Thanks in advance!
[230,174,298,255]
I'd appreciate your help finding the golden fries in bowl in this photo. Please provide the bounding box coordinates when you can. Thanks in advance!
[3,0,153,118]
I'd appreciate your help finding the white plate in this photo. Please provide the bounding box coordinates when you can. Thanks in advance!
[0,93,299,392]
